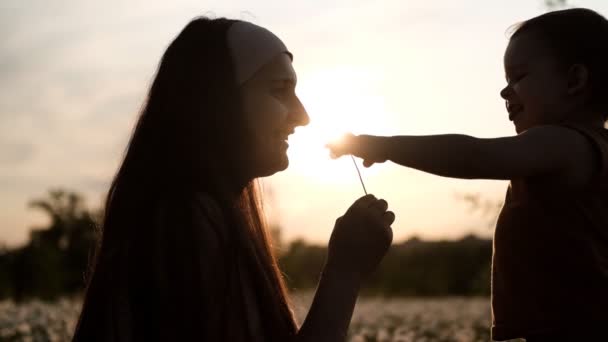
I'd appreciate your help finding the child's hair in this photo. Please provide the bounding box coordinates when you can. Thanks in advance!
[511,8,608,120]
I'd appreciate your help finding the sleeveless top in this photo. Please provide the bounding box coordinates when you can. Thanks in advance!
[491,124,608,340]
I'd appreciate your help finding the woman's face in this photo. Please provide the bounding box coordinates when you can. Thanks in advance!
[241,53,309,177]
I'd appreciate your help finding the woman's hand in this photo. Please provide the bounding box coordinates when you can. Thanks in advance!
[295,195,395,342]
[326,194,395,282]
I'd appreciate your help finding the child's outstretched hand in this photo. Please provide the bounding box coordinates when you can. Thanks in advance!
[326,133,389,167]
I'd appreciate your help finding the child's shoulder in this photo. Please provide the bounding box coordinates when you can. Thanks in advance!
[557,122,608,189]
[557,122,608,155]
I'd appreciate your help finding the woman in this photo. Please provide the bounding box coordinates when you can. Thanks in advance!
[73,17,395,342]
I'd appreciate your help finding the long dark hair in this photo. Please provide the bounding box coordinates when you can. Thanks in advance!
[73,17,296,341]
[512,8,608,119]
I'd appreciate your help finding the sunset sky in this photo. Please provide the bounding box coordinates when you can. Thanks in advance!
[2,0,607,246]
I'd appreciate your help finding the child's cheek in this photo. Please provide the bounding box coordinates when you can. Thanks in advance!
[513,81,530,100]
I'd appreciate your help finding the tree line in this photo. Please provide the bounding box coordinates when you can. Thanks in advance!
[0,189,492,302]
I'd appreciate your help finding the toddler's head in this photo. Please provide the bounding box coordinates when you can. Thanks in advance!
[501,8,608,133]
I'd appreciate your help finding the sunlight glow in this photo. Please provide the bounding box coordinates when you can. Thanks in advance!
[286,67,394,186]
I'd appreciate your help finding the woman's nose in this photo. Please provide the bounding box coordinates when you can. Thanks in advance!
[290,95,310,127]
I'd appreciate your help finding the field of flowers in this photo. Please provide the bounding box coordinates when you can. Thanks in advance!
[0,298,80,342]
[0,295,522,342]
[292,294,497,342]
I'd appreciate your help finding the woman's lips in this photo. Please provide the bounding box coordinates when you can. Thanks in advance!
[275,135,289,148]
[276,130,293,147]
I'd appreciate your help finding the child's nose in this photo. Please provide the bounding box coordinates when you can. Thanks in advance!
[500,85,513,100]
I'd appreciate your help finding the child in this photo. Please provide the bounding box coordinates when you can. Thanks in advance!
[328,8,608,342]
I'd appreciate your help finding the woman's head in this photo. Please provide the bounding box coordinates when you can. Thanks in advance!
[230,22,309,177]
[500,8,608,133]
[120,18,308,197]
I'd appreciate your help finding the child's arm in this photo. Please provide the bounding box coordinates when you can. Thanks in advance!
[328,126,597,184]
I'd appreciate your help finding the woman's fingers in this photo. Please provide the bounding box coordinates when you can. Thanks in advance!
[369,198,388,212]
[367,198,395,227]
[352,195,395,229]
[355,194,377,207]
[382,211,396,226]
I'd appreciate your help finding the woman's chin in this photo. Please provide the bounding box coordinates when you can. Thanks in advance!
[272,157,290,174]
[256,156,289,178]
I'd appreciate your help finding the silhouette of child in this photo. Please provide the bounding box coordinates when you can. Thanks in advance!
[328,8,608,342]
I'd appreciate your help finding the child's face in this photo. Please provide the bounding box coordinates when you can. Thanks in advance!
[500,32,571,133]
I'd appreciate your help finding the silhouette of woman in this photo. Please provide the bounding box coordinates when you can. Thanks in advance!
[72,17,395,342]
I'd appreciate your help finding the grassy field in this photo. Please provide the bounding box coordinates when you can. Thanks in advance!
[0,295,521,341]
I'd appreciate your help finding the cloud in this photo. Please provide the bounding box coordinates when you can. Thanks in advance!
[0,139,35,165]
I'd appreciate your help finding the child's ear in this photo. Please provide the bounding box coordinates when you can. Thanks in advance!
[566,64,590,95]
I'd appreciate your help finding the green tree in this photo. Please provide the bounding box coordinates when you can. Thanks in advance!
[7,189,99,301]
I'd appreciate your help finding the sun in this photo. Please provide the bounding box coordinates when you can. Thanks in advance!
[285,67,394,185]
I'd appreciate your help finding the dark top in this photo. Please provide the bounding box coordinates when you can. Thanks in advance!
[491,124,608,340]
[72,193,267,341]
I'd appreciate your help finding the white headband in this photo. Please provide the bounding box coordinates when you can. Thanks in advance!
[227,21,292,85]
